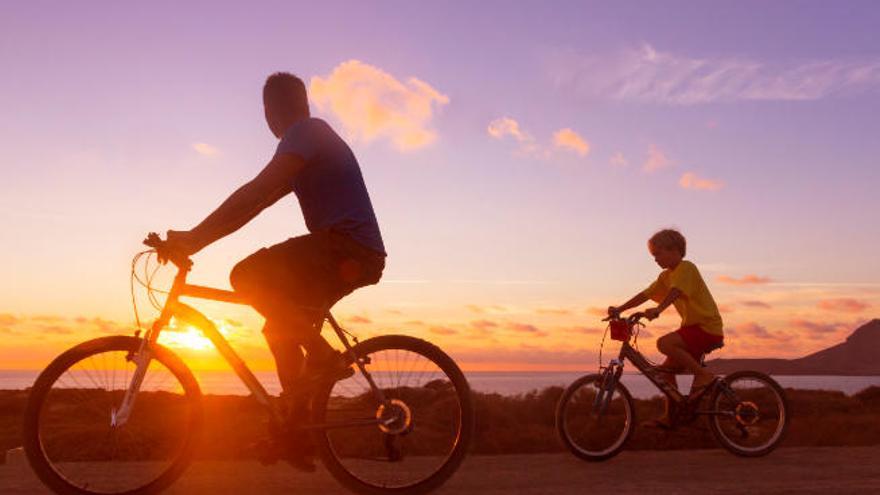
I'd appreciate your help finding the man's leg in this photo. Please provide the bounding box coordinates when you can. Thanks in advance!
[262,319,306,394]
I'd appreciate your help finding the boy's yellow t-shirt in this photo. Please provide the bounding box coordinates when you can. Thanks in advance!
[643,260,724,336]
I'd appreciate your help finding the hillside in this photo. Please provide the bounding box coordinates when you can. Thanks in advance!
[707,319,880,375]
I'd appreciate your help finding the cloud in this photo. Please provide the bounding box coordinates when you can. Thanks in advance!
[471,320,499,330]
[585,307,609,317]
[487,117,540,156]
[310,60,449,151]
[679,172,724,191]
[740,300,772,309]
[0,313,19,326]
[729,322,775,340]
[609,152,627,167]
[717,274,773,286]
[535,307,572,316]
[788,319,850,336]
[429,326,458,336]
[192,142,220,156]
[816,298,870,313]
[643,144,671,172]
[489,118,589,159]
[347,315,372,324]
[507,323,548,337]
[488,117,528,141]
[552,128,590,156]
[466,304,509,314]
[550,43,880,105]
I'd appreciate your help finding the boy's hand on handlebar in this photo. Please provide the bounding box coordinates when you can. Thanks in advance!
[644,307,661,320]
[607,306,620,317]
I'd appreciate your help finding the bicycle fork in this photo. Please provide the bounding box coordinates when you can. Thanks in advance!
[111,337,153,427]
[593,360,623,415]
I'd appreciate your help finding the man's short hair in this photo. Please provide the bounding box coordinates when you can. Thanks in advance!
[263,72,309,117]
[649,229,687,257]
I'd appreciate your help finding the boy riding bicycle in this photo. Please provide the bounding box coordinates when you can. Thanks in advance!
[608,229,723,429]
[162,72,386,467]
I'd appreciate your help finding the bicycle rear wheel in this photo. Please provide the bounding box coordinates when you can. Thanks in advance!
[708,370,789,457]
[23,336,202,495]
[555,373,635,462]
[311,335,474,495]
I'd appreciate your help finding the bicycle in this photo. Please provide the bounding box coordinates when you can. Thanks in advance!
[23,233,475,495]
[555,312,789,461]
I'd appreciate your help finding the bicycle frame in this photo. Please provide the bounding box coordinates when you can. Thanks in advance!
[595,336,738,421]
[603,341,684,402]
[116,262,388,429]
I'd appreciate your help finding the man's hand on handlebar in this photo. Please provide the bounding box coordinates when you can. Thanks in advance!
[644,307,661,320]
[165,230,200,257]
[143,232,194,270]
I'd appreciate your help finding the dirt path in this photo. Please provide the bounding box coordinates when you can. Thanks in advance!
[3,446,879,494]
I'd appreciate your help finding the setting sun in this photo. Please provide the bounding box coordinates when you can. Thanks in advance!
[157,319,231,351]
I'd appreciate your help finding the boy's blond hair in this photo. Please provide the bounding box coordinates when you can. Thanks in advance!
[649,229,686,256]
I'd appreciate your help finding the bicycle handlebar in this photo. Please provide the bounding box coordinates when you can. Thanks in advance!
[143,232,193,271]
[602,312,647,325]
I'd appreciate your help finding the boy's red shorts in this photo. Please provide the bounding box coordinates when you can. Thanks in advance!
[676,325,724,360]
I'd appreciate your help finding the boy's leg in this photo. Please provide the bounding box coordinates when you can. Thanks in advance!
[656,332,715,392]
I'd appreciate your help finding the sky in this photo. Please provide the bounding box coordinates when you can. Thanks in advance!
[2,1,879,371]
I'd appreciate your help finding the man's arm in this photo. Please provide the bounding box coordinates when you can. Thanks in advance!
[168,153,305,255]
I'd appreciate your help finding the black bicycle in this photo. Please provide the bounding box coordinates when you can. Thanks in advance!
[556,312,789,461]
[23,233,474,495]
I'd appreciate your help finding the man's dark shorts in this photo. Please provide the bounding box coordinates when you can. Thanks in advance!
[230,231,385,326]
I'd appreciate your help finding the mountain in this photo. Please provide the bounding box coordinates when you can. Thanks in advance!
[706,319,880,375]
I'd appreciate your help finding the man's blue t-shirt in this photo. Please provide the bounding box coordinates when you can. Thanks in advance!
[275,118,386,255]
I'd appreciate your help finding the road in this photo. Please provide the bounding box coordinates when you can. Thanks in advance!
[3,446,879,494]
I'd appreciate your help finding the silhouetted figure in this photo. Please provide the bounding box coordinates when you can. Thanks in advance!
[165,72,386,467]
[608,229,724,428]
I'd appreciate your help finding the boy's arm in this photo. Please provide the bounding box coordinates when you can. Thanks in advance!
[645,288,683,319]
[609,292,650,315]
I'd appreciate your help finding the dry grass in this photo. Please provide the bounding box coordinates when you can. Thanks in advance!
[2,386,878,457]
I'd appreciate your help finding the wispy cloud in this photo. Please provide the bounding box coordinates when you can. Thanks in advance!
[642,144,671,172]
[609,152,627,167]
[192,142,220,156]
[488,117,590,160]
[488,117,529,141]
[552,128,590,156]
[816,298,870,313]
[535,307,572,316]
[717,274,773,286]
[487,117,540,156]
[507,322,548,337]
[310,60,449,151]
[679,172,724,191]
[550,43,880,104]
[740,300,772,309]
[429,326,458,336]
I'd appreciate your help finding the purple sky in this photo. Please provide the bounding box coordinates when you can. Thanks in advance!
[2,1,879,369]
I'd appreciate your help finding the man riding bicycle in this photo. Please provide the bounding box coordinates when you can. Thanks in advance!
[163,72,387,467]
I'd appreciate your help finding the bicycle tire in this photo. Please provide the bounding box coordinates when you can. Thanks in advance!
[708,370,789,457]
[23,336,203,495]
[311,335,474,495]
[556,373,635,462]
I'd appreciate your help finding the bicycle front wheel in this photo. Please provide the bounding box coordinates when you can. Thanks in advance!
[555,373,635,462]
[23,336,202,495]
[708,370,789,457]
[311,335,474,495]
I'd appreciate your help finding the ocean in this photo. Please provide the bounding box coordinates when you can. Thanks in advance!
[2,369,878,399]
